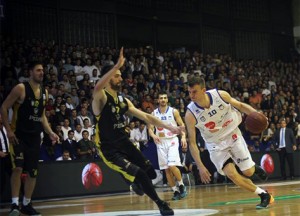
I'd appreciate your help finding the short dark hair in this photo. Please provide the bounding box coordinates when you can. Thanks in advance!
[188,77,206,88]
[28,61,43,71]
[100,65,114,78]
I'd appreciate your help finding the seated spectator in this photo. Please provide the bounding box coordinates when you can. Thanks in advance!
[56,150,72,161]
[62,130,78,160]
[142,95,154,112]
[54,102,71,125]
[74,124,83,142]
[61,118,72,140]
[70,109,80,130]
[82,118,94,140]
[77,107,92,127]
[77,130,94,160]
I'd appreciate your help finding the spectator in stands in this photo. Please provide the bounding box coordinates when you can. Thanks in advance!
[74,124,83,142]
[142,94,155,113]
[131,121,148,151]
[62,130,77,160]
[56,150,72,161]
[82,118,94,140]
[61,118,72,140]
[54,102,70,126]
[77,130,94,160]
[77,107,92,127]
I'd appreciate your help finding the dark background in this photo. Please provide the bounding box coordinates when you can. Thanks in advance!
[0,0,295,61]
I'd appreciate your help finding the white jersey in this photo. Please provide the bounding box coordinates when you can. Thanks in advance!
[187,89,242,143]
[153,106,177,139]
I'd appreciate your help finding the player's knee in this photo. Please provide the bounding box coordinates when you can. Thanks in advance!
[145,161,156,179]
[242,168,255,177]
[12,167,23,174]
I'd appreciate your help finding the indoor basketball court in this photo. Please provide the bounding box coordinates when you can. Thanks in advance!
[1,179,299,215]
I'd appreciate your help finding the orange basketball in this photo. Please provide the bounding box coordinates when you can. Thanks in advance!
[82,163,103,190]
[245,112,268,134]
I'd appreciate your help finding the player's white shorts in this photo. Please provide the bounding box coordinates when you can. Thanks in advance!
[205,128,255,176]
[156,136,182,170]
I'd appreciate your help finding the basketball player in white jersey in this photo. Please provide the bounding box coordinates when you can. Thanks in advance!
[185,77,274,209]
[148,92,187,200]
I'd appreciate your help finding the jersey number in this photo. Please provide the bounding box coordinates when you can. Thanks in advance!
[208,109,217,117]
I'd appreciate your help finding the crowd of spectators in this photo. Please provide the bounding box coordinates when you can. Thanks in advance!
[1,37,300,162]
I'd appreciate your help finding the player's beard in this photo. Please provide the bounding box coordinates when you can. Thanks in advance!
[110,80,122,92]
[33,76,43,84]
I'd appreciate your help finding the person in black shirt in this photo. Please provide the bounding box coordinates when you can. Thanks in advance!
[92,48,184,216]
[0,61,59,216]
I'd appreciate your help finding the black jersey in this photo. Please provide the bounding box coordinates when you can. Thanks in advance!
[13,82,46,136]
[96,90,129,145]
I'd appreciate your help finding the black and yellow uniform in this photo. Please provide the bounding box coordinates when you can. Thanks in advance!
[95,90,155,182]
[10,82,46,177]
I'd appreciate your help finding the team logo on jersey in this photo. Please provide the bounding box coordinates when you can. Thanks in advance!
[34,108,39,114]
[111,106,116,113]
[200,116,206,122]
[31,100,39,107]
[120,102,126,108]
[218,104,224,110]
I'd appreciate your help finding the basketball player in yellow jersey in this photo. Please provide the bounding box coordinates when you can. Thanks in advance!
[92,48,184,216]
[1,61,59,216]
[185,77,273,209]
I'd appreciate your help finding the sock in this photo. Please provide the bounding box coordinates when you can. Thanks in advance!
[177,180,184,186]
[23,197,31,206]
[254,187,266,195]
[12,197,19,205]
[171,186,178,192]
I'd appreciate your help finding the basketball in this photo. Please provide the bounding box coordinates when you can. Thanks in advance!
[245,112,268,134]
[82,163,103,190]
[260,154,274,174]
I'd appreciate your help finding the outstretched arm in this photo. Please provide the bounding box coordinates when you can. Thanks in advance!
[126,99,184,135]
[92,47,125,116]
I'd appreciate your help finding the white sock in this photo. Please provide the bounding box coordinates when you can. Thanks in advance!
[171,186,178,192]
[23,197,31,206]
[177,180,184,186]
[12,197,19,205]
[254,187,266,195]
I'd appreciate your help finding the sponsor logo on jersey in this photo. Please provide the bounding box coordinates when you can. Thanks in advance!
[204,121,215,129]
[232,134,237,140]
[237,157,249,163]
[222,119,233,128]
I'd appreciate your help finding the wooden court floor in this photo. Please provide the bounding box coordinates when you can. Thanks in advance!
[1,179,300,215]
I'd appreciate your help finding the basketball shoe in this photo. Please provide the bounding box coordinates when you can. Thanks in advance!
[256,191,274,209]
